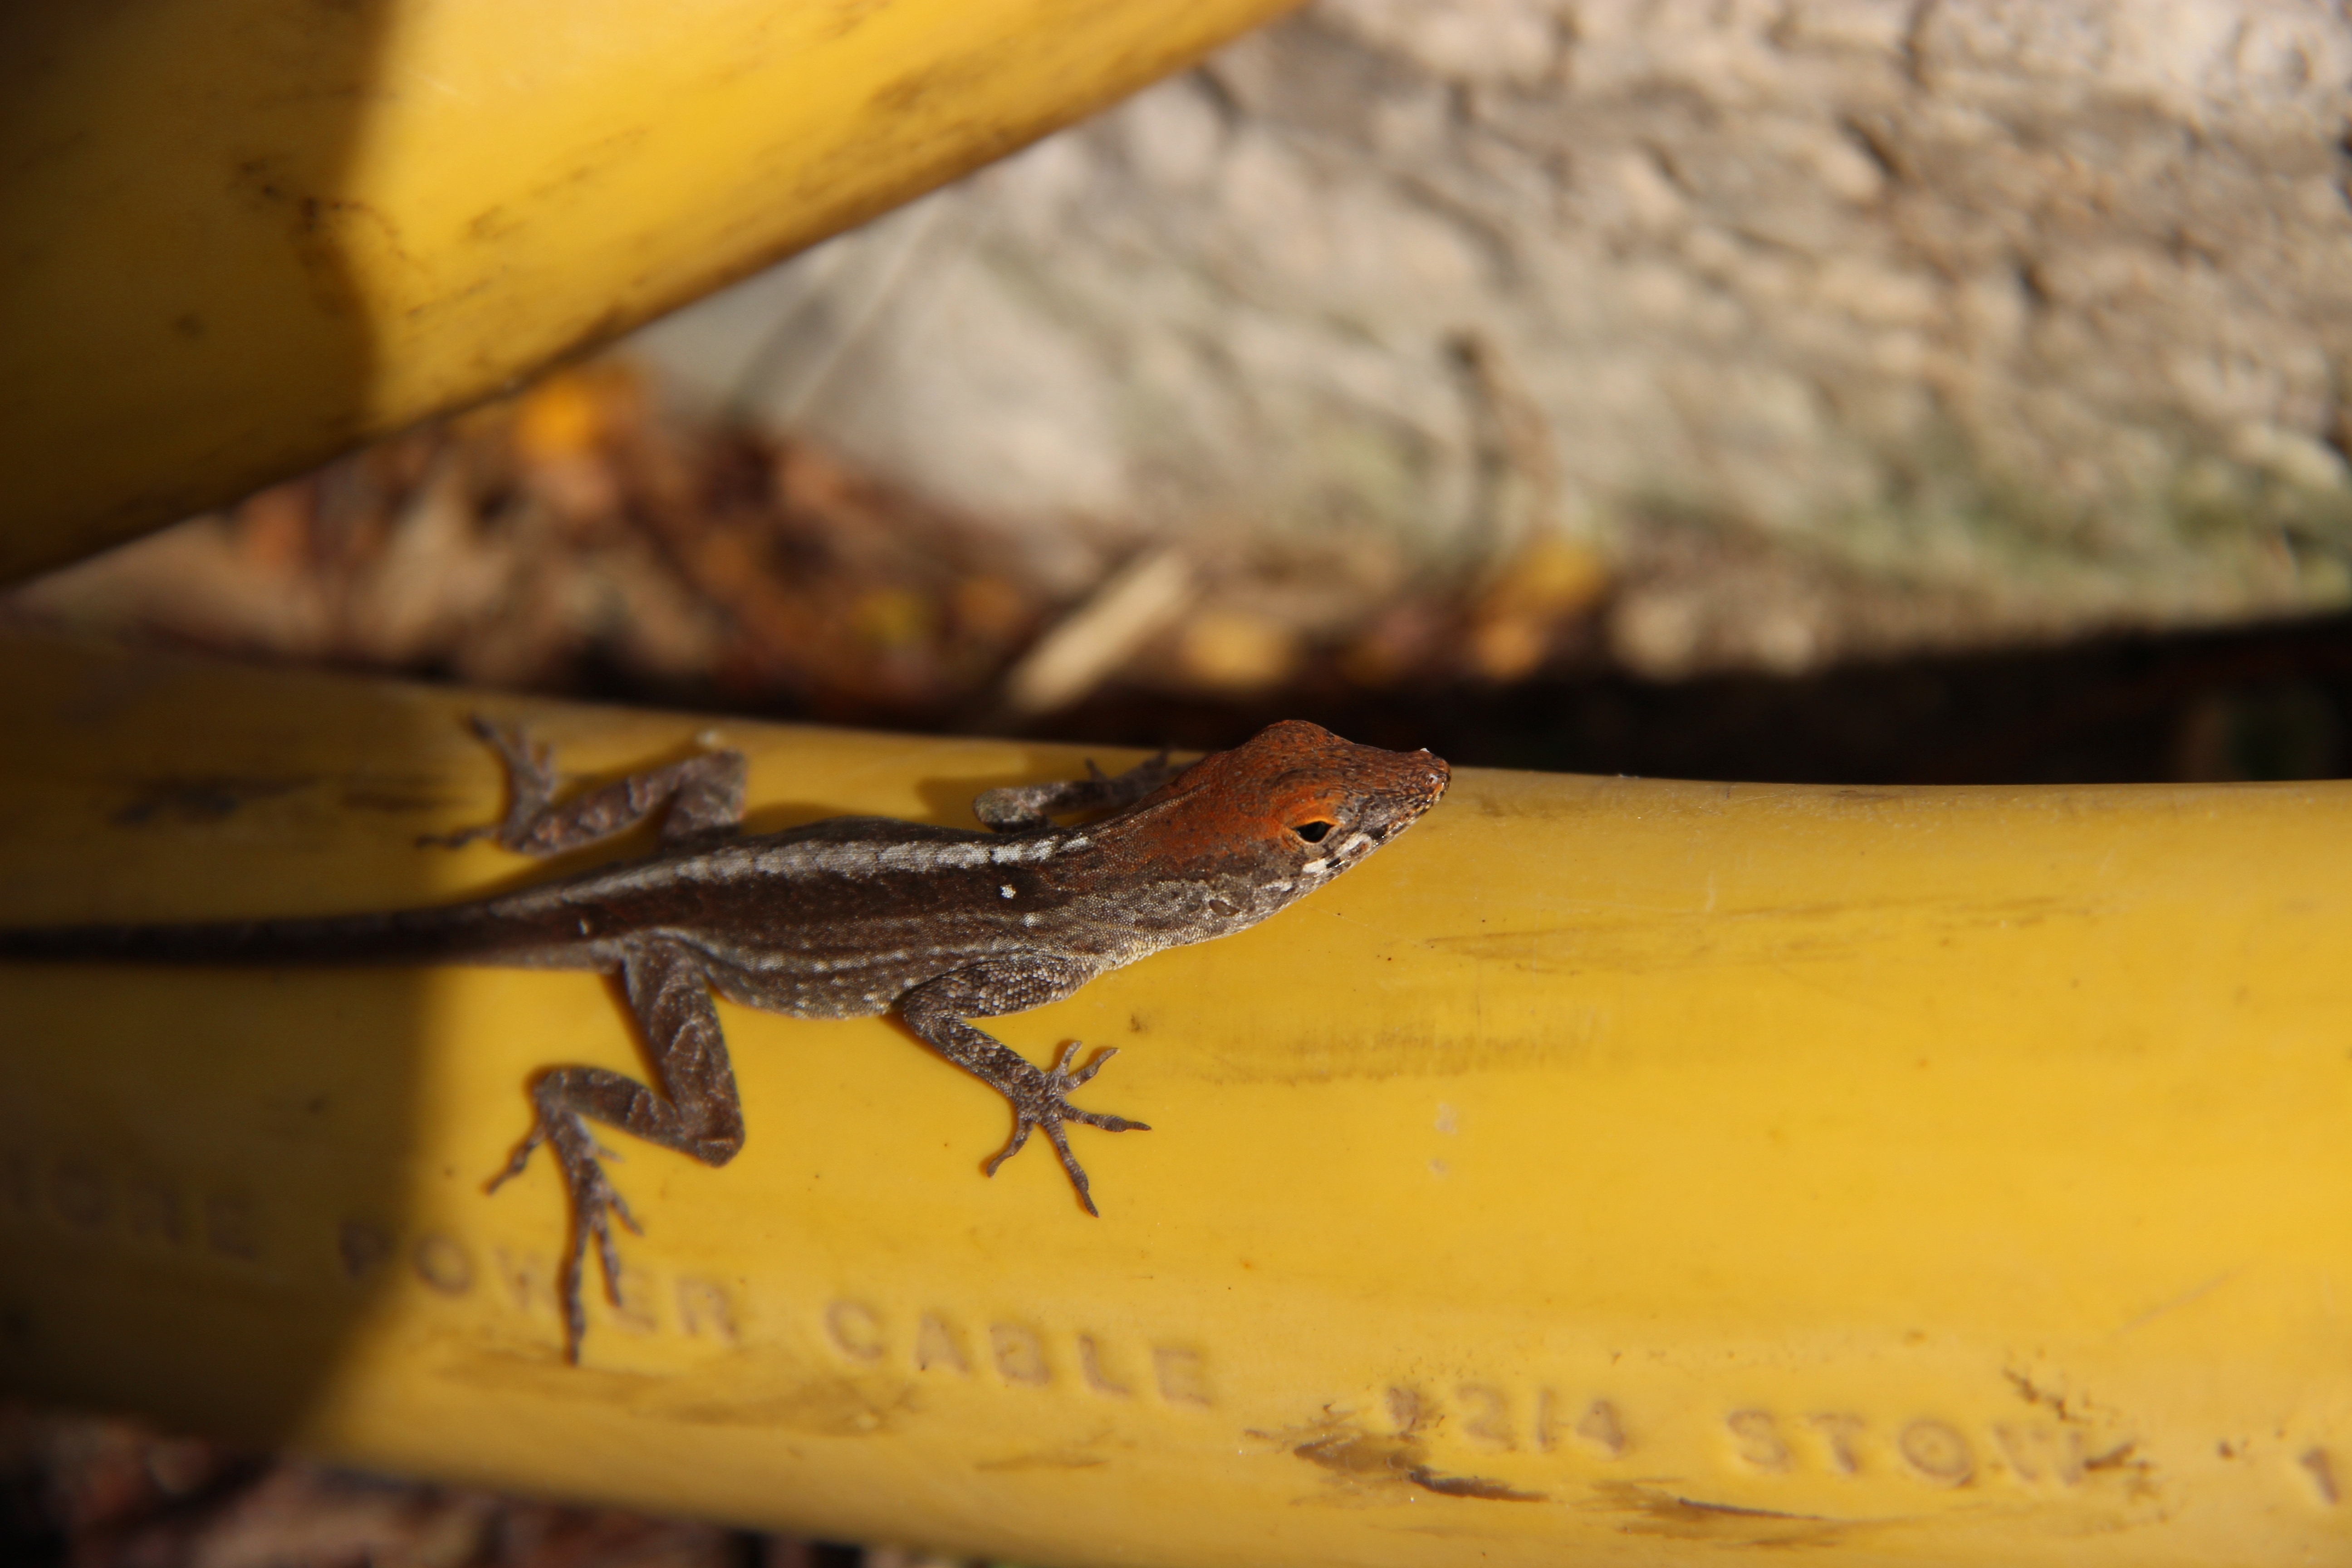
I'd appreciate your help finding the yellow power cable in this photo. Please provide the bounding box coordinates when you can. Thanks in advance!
[0,0,1297,580]
[2,632,2347,1564]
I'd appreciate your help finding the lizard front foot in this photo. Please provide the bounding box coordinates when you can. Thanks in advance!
[984,1042,1150,1216]
[488,1099,642,1362]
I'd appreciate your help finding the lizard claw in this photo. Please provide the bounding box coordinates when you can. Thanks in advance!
[982,1041,1149,1216]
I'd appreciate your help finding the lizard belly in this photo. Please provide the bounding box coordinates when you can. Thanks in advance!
[707,965,896,1019]
[689,936,995,1020]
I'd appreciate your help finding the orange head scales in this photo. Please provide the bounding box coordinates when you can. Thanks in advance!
[1085,721,1450,912]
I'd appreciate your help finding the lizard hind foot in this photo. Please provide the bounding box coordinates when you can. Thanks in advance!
[558,1130,643,1362]
[489,1106,644,1363]
[982,1041,1151,1217]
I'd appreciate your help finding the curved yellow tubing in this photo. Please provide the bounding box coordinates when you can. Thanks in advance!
[2,632,2349,1565]
[0,0,1294,581]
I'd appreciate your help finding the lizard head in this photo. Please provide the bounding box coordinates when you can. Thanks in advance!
[1114,720,1450,897]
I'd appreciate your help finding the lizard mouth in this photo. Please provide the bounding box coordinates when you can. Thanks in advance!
[1329,771,1446,869]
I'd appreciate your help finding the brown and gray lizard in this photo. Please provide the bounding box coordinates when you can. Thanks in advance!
[0,718,1450,1358]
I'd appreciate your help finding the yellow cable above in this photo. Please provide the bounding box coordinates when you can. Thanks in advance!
[0,0,1297,581]
[2,631,2349,1565]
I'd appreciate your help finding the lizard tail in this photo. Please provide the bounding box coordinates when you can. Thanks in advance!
[0,899,560,967]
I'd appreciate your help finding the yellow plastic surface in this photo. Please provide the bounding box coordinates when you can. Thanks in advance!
[4,632,2352,1566]
[0,0,1294,582]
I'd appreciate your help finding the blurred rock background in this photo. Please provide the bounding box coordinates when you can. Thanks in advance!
[635,0,2352,676]
[10,3,2352,1561]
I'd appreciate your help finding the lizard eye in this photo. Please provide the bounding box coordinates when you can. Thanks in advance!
[1292,820,1334,843]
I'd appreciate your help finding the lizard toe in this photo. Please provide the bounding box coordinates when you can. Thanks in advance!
[1044,1043,1123,1093]
[485,1126,548,1192]
[1069,1108,1148,1133]
[984,1117,1036,1177]
[1044,1123,1101,1217]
